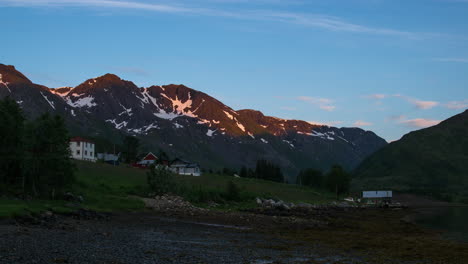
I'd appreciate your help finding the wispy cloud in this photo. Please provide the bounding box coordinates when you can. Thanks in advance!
[353,120,373,127]
[445,100,468,110]
[364,94,387,100]
[297,96,336,111]
[387,114,441,129]
[308,120,343,127]
[399,118,441,128]
[0,0,423,38]
[433,58,468,63]
[393,94,439,110]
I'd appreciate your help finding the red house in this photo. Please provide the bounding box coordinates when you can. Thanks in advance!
[133,152,158,168]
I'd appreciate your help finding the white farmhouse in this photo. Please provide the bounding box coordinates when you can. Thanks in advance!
[70,137,96,162]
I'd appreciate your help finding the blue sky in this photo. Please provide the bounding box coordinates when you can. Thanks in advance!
[1,0,467,141]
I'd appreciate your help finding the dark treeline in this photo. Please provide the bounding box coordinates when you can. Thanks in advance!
[238,159,284,183]
[297,165,351,196]
[0,97,74,198]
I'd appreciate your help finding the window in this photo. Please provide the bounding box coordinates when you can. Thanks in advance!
[77,150,80,155]
[77,141,80,146]
[85,150,88,156]
[90,152,93,157]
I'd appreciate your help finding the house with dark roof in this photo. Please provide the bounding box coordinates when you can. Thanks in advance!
[169,158,201,176]
[70,137,96,162]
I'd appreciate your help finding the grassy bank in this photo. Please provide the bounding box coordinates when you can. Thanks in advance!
[0,160,334,217]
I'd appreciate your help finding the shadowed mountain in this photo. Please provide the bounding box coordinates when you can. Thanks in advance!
[353,110,468,202]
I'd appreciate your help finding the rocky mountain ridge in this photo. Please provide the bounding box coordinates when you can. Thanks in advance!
[0,64,387,179]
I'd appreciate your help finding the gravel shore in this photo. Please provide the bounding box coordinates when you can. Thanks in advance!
[0,211,360,264]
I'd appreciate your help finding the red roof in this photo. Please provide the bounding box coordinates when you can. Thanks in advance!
[142,152,158,161]
[70,137,94,143]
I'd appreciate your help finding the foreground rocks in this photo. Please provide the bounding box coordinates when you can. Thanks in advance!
[140,195,207,213]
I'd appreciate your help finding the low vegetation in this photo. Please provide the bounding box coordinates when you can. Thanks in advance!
[0,160,335,218]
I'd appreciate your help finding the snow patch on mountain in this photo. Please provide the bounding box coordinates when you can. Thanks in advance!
[118,103,133,116]
[248,132,255,139]
[260,138,268,144]
[106,119,128,129]
[40,92,55,109]
[283,140,294,148]
[130,123,159,134]
[67,96,97,108]
[154,111,180,120]
[0,74,11,93]
[224,110,234,120]
[174,123,184,129]
[71,109,76,116]
[206,129,216,137]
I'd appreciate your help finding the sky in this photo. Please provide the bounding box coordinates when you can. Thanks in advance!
[1,0,467,141]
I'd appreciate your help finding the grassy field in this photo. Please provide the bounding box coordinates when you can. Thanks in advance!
[0,160,334,217]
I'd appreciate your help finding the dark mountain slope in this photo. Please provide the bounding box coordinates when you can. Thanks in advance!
[353,110,468,201]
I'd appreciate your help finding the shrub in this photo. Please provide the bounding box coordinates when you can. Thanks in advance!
[147,165,175,195]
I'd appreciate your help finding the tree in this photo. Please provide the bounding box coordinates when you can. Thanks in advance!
[224,181,241,201]
[255,159,284,182]
[325,165,350,198]
[0,97,24,191]
[239,166,248,178]
[122,136,139,163]
[297,168,323,188]
[147,165,175,195]
[23,113,75,198]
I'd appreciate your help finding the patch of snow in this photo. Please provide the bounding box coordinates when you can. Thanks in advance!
[16,100,23,104]
[236,121,246,132]
[0,74,11,93]
[67,96,97,108]
[154,111,180,120]
[197,119,210,125]
[105,119,128,130]
[297,131,313,136]
[118,103,133,116]
[260,125,267,128]
[174,123,184,129]
[223,110,234,120]
[40,92,55,109]
[71,109,76,116]
[206,129,216,137]
[260,138,268,144]
[49,87,71,97]
[337,136,348,143]
[282,140,294,148]
[248,132,255,139]
[212,120,220,124]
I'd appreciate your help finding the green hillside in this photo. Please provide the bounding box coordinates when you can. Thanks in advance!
[353,110,468,202]
[1,161,334,217]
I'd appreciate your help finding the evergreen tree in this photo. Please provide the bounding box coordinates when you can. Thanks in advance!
[239,166,248,178]
[0,97,24,191]
[254,159,284,182]
[297,168,323,188]
[23,113,75,198]
[122,136,139,163]
[325,165,350,198]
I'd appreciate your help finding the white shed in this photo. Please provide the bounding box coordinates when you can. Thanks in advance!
[362,190,392,199]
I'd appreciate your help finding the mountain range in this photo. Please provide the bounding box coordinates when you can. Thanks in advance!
[0,64,387,180]
[353,109,468,202]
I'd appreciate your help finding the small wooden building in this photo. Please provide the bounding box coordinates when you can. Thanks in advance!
[134,152,158,168]
[169,158,201,176]
[362,190,392,204]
